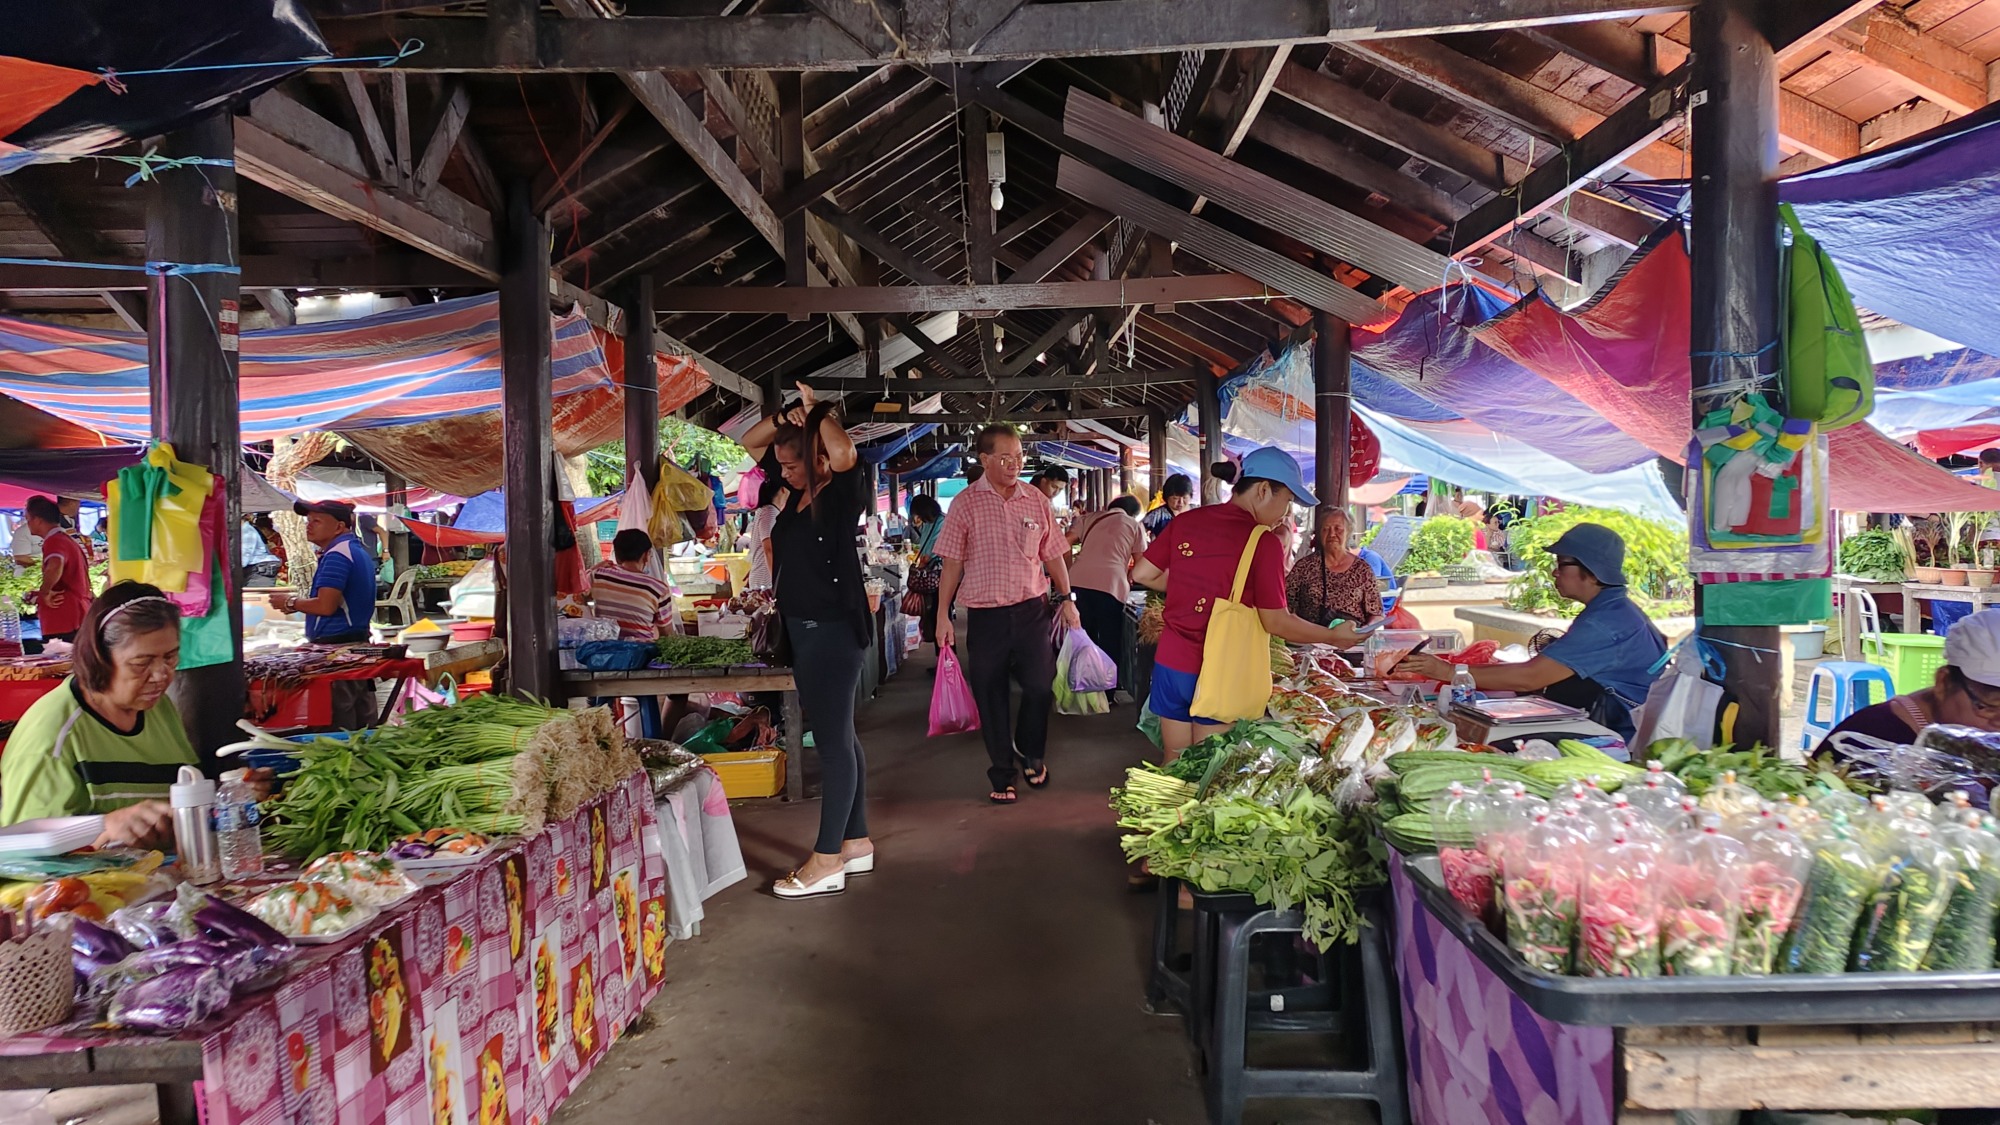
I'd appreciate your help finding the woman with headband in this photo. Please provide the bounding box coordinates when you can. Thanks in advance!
[1,582,270,848]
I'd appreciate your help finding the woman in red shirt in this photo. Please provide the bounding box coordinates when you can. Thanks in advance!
[1131,448,1363,760]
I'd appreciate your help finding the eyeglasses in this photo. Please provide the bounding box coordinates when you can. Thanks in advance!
[983,453,1021,465]
[1957,673,2000,720]
[1554,557,1583,572]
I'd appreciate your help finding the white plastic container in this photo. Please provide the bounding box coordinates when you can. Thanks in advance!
[0,816,103,857]
[170,766,220,885]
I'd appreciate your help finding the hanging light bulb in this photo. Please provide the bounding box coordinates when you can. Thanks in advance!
[990,182,1005,212]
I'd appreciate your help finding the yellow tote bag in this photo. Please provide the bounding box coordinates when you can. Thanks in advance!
[1189,526,1274,723]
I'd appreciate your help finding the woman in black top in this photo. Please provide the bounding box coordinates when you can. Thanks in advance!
[741,383,874,899]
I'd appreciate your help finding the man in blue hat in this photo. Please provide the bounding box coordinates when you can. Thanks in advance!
[1398,522,1665,739]
[1132,447,1366,759]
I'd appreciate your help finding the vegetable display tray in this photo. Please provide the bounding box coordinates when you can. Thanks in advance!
[1401,852,2000,1027]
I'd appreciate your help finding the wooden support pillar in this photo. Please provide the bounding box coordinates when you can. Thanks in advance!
[622,274,660,492]
[1195,369,1222,503]
[1690,0,1784,749]
[887,472,901,517]
[777,73,808,304]
[500,180,557,701]
[147,112,244,756]
[383,470,412,571]
[1147,406,1169,501]
[1120,443,1135,496]
[1314,311,1353,512]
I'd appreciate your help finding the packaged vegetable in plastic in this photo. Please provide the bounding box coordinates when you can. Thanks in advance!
[1781,821,1882,974]
[1733,817,1813,975]
[247,881,372,938]
[1324,710,1376,768]
[1935,791,1978,827]
[1921,815,2000,971]
[1698,770,1765,833]
[1577,826,1662,977]
[1852,818,1958,972]
[1433,782,1497,924]
[107,964,232,1032]
[1624,764,1690,831]
[70,918,135,977]
[192,894,294,955]
[1915,724,2000,793]
[107,899,178,950]
[1498,806,1589,974]
[1659,819,1745,976]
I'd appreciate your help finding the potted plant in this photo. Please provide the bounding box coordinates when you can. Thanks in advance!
[1910,517,1945,584]
[1944,510,1976,585]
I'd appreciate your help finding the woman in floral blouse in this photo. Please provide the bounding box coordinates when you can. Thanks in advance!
[1286,507,1382,628]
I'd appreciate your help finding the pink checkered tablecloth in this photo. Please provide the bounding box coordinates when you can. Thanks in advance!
[0,771,669,1125]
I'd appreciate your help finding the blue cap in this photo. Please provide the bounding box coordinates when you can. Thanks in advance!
[1237,447,1318,507]
[1545,523,1627,586]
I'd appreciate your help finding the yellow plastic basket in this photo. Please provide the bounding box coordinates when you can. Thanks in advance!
[1862,633,1946,694]
[703,749,786,799]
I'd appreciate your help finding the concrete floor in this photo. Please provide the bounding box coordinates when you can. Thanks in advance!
[555,660,1373,1125]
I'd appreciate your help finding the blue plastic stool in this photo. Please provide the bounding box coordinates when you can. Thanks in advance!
[1800,661,1896,751]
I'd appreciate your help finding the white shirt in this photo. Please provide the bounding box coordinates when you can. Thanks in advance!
[8,522,41,567]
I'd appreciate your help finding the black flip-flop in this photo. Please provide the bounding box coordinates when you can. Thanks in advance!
[1015,752,1050,789]
[989,786,1018,804]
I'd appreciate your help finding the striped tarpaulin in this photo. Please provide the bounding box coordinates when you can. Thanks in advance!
[0,293,612,441]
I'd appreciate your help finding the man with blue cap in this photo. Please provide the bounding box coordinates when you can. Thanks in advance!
[1132,447,1366,760]
[1398,522,1666,739]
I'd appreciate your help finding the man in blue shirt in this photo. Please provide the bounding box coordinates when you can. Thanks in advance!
[1398,523,1664,739]
[270,500,380,728]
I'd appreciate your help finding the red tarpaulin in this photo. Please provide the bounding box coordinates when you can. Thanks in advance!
[1916,426,2000,460]
[1471,231,1997,512]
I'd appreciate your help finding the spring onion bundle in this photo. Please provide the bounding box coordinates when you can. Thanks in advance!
[258,694,641,861]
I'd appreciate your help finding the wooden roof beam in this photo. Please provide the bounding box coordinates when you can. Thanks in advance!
[657,274,1273,314]
[1056,157,1384,322]
[1336,37,1687,180]
[316,1,1698,71]
[1063,87,1457,294]
[804,367,1199,395]
[1273,63,1522,193]
[0,169,148,330]
[1826,16,1989,115]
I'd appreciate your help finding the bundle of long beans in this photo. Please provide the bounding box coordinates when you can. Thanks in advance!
[258,694,641,861]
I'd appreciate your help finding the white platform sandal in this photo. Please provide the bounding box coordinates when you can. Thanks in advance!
[772,867,847,899]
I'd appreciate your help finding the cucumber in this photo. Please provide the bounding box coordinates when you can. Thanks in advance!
[1380,811,1473,853]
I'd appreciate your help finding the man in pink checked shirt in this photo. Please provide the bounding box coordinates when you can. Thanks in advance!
[934,424,1083,805]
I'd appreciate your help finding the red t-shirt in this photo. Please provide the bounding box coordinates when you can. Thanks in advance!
[38,530,90,636]
[1142,503,1288,674]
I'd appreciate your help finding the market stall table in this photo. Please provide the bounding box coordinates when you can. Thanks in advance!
[0,772,669,1125]
[1392,852,2000,1122]
[561,665,806,799]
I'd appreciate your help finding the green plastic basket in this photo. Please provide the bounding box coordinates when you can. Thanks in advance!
[1862,633,1946,694]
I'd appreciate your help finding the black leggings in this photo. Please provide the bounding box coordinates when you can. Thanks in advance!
[787,617,869,855]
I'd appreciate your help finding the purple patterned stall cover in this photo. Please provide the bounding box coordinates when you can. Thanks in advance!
[1389,857,1615,1125]
[0,772,669,1125]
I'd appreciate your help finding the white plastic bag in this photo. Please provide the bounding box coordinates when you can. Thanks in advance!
[1631,642,1723,750]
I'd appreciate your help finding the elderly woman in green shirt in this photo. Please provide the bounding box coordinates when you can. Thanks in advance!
[2,583,268,849]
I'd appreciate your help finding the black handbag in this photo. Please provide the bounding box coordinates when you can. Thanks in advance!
[749,606,790,665]
[908,557,943,593]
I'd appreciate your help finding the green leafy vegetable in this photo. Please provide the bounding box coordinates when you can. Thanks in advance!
[1781,841,1880,974]
[653,634,753,667]
[1836,529,1908,582]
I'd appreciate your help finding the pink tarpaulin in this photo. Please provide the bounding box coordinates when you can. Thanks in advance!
[1471,230,1996,512]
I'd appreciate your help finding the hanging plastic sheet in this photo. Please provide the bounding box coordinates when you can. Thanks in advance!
[2,0,327,172]
[1349,286,1657,474]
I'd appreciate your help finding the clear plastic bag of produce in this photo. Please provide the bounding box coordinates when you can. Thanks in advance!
[1432,782,1497,924]
[107,899,178,950]
[1062,627,1118,694]
[1052,629,1109,716]
[1622,763,1689,831]
[1781,823,1883,974]
[1916,725,2000,797]
[1851,819,1958,972]
[1577,828,1663,977]
[1660,821,1745,976]
[1499,807,1588,974]
[1324,710,1375,768]
[1828,730,1984,803]
[1921,815,2000,971]
[1734,817,1813,974]
[107,964,232,1032]
[1698,770,1766,833]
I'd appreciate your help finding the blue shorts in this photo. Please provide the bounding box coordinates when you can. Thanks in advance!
[1147,662,1227,726]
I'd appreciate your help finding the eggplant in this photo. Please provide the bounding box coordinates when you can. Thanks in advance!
[193,896,294,955]
[107,965,232,1032]
[71,919,134,966]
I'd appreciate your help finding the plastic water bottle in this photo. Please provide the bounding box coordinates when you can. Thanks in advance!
[215,769,265,881]
[1438,663,1475,717]
[0,595,18,658]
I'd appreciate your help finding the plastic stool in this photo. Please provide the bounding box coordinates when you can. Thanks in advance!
[1146,878,1194,1027]
[1800,661,1896,751]
[1197,891,1406,1125]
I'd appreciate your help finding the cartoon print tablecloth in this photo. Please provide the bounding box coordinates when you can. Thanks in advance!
[1389,857,1615,1125]
[190,771,669,1125]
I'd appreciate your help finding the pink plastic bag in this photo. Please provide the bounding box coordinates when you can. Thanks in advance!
[928,647,981,736]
